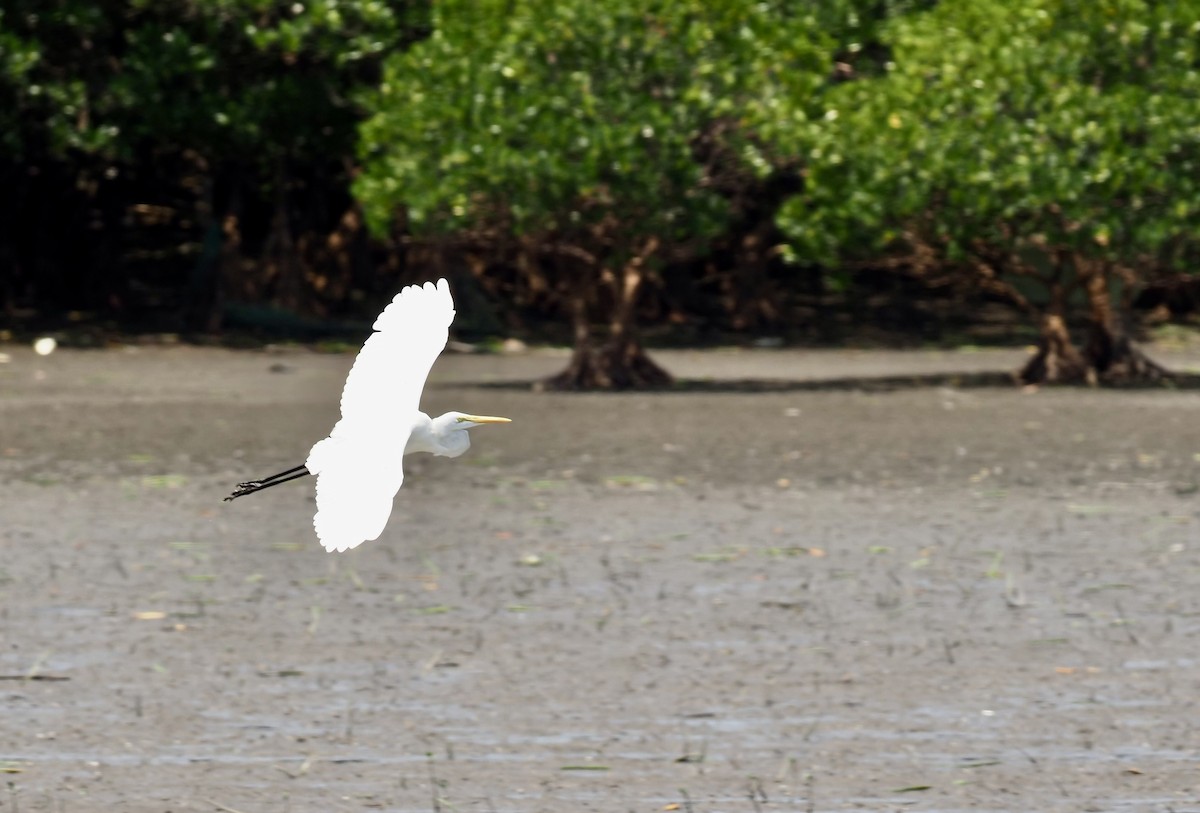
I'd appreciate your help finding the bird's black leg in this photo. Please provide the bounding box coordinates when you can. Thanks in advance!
[224,465,311,501]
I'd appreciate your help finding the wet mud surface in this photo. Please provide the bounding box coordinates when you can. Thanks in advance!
[2,345,1200,812]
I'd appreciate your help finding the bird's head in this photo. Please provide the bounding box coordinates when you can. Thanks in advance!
[428,412,512,457]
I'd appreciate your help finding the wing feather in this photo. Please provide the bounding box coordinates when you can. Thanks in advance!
[309,438,401,552]
[305,278,455,552]
[332,278,455,438]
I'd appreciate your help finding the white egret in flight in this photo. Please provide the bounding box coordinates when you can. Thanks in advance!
[225,279,510,552]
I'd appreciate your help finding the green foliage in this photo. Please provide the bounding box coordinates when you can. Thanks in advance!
[0,0,428,324]
[356,0,868,255]
[779,0,1200,275]
[0,0,426,165]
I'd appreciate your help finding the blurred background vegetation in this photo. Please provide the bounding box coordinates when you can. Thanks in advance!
[2,0,1198,386]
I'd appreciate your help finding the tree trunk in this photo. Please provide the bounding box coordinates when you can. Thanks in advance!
[544,244,671,390]
[1080,261,1169,383]
[264,162,305,311]
[1018,258,1170,385]
[182,172,230,334]
[1018,312,1090,384]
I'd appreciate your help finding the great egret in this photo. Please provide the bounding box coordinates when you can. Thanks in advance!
[224,278,510,552]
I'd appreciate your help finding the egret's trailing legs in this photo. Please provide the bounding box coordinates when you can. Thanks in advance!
[224,465,311,501]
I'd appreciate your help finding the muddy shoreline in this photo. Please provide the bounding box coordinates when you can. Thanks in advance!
[2,345,1199,812]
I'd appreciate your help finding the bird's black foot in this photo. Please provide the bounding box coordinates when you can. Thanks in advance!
[224,481,265,501]
[223,465,311,502]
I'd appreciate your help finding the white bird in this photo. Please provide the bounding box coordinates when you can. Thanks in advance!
[225,279,510,552]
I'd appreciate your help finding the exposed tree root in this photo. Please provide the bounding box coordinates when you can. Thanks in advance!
[1085,325,1172,384]
[1019,314,1171,386]
[1018,314,1090,384]
[543,340,672,391]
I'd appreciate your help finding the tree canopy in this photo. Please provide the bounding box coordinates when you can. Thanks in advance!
[1,0,428,325]
[355,0,914,386]
[777,0,1200,381]
[2,0,1199,388]
[2,0,424,163]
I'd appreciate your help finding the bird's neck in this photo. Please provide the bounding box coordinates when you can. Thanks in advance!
[405,412,470,458]
[404,413,439,455]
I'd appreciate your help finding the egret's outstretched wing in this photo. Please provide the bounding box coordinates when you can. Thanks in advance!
[307,437,402,552]
[307,278,455,552]
[332,278,455,437]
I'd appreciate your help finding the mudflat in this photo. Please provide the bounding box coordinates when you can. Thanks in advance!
[2,344,1199,812]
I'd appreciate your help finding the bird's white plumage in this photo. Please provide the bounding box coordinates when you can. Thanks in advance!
[309,438,401,553]
[333,278,454,437]
[305,279,455,552]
